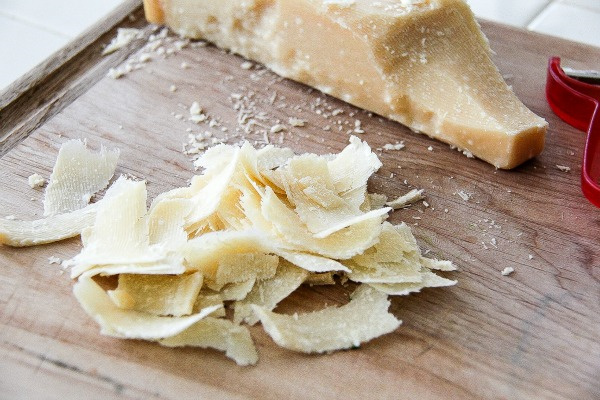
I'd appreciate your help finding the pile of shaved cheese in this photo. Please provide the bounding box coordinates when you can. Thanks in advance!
[0,137,456,366]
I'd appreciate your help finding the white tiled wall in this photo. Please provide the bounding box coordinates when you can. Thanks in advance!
[528,1,600,48]
[1,0,599,92]
[466,0,552,27]
[466,0,600,48]
[0,15,69,90]
[0,0,125,91]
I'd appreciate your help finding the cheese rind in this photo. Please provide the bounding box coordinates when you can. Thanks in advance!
[145,0,547,168]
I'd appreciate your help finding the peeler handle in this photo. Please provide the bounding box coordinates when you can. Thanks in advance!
[582,107,600,207]
[546,57,600,207]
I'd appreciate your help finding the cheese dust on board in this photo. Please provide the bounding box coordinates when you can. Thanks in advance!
[1,136,456,365]
[99,25,399,168]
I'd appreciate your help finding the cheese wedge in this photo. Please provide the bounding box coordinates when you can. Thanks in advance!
[143,0,547,168]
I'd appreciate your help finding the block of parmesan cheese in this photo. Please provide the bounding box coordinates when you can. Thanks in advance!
[143,0,547,169]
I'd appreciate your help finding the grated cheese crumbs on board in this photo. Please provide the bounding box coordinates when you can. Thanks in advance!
[139,53,152,63]
[28,173,46,189]
[449,145,475,159]
[457,190,472,201]
[288,117,306,127]
[102,28,142,55]
[382,142,405,151]
[501,267,514,276]
[353,119,365,134]
[107,67,128,79]
[556,165,571,172]
[189,101,202,116]
[270,124,286,134]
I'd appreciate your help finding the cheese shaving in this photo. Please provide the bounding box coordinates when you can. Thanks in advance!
[67,177,174,278]
[261,187,383,259]
[252,286,401,353]
[369,272,457,296]
[43,140,119,216]
[108,272,203,316]
[365,193,388,211]
[0,204,97,247]
[276,250,351,273]
[73,277,221,340]
[159,317,258,366]
[219,278,257,301]
[234,260,309,325]
[193,291,226,317]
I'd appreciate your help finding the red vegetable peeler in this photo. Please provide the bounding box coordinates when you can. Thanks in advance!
[546,57,600,207]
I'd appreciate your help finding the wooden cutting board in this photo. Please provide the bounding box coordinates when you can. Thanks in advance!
[1,2,599,399]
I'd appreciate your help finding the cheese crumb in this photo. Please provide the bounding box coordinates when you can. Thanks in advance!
[353,120,364,134]
[427,146,433,151]
[382,142,405,151]
[48,256,62,265]
[457,191,471,201]
[288,117,306,127]
[139,53,152,63]
[556,165,571,172]
[28,173,46,188]
[107,67,125,79]
[270,124,286,134]
[240,61,254,70]
[501,267,514,276]
[102,28,141,55]
[462,149,474,158]
[189,102,202,115]
[4,215,16,220]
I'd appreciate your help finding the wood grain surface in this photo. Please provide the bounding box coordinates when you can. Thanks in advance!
[1,7,599,400]
[0,0,146,156]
